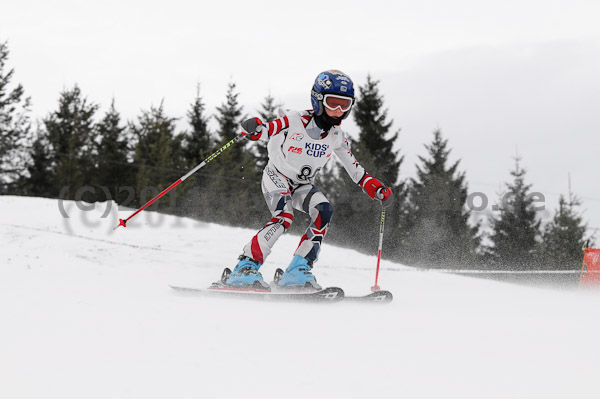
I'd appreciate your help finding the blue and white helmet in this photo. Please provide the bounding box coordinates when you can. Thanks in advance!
[311,70,355,119]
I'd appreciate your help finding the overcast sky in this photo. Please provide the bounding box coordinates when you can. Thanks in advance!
[3,0,600,233]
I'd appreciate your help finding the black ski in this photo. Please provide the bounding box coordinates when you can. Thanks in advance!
[170,285,344,303]
[171,268,391,304]
[271,267,393,303]
[344,290,393,303]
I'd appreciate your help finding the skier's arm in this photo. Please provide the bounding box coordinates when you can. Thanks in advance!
[240,115,290,142]
[334,131,394,207]
[333,132,367,183]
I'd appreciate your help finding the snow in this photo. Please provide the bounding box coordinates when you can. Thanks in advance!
[1,195,600,399]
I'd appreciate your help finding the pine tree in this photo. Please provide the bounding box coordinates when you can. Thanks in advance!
[94,100,133,204]
[183,84,212,167]
[178,84,214,220]
[352,74,407,256]
[353,74,402,186]
[256,91,281,169]
[215,82,244,154]
[403,130,480,267]
[210,82,263,226]
[538,194,590,270]
[131,101,183,211]
[0,41,32,193]
[23,126,54,197]
[487,156,541,269]
[43,85,98,200]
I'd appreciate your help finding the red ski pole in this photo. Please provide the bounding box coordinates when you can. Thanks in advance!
[114,134,243,230]
[371,204,386,292]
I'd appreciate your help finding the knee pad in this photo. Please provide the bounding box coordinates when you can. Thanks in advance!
[315,202,334,226]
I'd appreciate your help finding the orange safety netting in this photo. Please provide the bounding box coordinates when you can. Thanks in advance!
[579,248,600,286]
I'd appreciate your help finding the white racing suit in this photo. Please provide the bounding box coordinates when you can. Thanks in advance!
[241,110,367,265]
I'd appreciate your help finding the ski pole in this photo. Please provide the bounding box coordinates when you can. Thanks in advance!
[114,134,244,230]
[371,203,386,292]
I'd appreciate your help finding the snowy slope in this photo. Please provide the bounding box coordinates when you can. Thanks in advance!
[1,196,599,399]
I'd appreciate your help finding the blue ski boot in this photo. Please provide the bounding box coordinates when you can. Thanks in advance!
[276,255,322,290]
[224,256,269,289]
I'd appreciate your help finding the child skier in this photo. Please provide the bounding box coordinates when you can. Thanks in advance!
[224,70,392,290]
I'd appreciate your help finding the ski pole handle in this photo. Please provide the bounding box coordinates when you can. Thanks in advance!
[114,134,244,230]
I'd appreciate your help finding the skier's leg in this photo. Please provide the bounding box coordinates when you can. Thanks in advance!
[292,185,333,263]
[241,165,295,264]
[228,166,294,286]
[278,185,332,288]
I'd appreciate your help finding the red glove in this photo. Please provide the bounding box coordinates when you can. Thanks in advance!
[240,117,264,141]
[360,174,393,207]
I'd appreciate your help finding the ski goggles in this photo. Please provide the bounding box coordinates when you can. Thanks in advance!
[322,94,354,112]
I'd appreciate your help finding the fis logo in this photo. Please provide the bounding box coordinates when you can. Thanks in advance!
[305,143,329,158]
[288,146,303,154]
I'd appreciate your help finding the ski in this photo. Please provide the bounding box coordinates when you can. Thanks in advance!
[170,285,344,303]
[344,290,393,303]
[171,268,390,304]
[272,267,393,303]
[171,285,392,304]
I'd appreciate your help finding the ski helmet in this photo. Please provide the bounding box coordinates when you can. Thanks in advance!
[311,70,355,120]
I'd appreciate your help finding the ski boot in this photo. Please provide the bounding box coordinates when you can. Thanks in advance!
[274,255,322,291]
[221,255,270,290]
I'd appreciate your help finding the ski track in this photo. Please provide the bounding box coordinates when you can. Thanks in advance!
[1,196,600,399]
